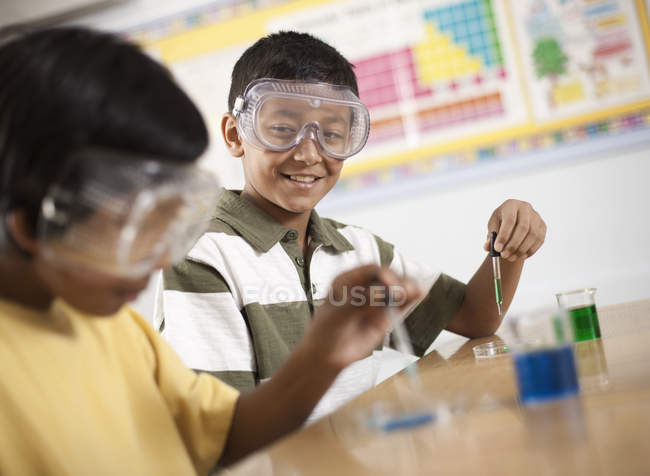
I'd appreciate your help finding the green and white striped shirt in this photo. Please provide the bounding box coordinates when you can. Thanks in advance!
[154,189,465,420]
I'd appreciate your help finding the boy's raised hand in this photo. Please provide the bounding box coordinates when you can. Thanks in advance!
[482,199,547,262]
[305,265,422,372]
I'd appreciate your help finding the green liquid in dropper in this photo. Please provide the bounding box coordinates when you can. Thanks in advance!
[494,278,503,308]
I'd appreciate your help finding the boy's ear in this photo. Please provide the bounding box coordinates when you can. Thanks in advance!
[221,113,244,158]
[5,210,38,254]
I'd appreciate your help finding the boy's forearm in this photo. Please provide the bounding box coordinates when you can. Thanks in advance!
[219,340,340,466]
[447,255,523,337]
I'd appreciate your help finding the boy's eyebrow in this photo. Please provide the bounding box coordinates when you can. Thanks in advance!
[266,108,300,120]
[322,115,348,126]
[319,116,350,130]
[266,107,350,126]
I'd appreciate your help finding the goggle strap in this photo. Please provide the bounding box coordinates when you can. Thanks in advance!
[233,96,245,117]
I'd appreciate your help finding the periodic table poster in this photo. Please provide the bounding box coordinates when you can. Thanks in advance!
[266,0,528,162]
[130,0,650,209]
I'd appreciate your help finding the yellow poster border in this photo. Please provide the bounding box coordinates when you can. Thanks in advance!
[146,0,345,63]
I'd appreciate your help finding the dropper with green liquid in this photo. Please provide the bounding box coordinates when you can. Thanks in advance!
[490,231,503,317]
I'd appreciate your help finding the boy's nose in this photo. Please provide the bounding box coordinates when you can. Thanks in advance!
[293,138,323,165]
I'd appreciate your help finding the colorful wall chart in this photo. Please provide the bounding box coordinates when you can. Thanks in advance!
[130,0,650,209]
[265,0,528,166]
[511,0,650,121]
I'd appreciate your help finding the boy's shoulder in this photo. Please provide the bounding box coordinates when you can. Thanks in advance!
[315,214,395,266]
[318,215,392,246]
[318,216,351,232]
[204,216,239,236]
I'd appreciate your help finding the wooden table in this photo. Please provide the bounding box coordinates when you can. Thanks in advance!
[226,300,650,475]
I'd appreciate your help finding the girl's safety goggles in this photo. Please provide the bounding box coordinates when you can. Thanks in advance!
[233,78,370,160]
[37,148,219,278]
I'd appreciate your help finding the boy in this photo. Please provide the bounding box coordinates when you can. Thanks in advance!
[156,31,547,419]
[0,27,420,475]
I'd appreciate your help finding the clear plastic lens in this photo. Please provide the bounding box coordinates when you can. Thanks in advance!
[38,149,219,278]
[256,96,355,155]
[236,79,370,160]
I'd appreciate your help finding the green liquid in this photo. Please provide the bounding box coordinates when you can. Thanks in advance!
[494,278,502,304]
[569,304,601,341]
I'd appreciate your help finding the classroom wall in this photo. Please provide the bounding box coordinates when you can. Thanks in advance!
[66,0,213,31]
[68,1,650,330]
[0,0,123,25]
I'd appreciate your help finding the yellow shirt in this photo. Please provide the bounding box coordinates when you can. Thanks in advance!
[0,298,239,476]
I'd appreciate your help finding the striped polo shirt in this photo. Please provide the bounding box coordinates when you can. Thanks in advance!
[154,189,466,420]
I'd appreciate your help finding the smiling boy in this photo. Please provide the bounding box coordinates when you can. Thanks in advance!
[156,31,547,419]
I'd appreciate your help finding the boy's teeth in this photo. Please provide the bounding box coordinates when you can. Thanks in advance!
[290,175,316,183]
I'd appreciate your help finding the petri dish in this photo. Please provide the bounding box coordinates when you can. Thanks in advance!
[473,341,509,359]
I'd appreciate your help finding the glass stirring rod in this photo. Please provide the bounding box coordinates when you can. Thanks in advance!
[490,231,503,317]
[384,286,421,391]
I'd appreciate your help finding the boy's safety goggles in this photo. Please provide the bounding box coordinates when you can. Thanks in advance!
[37,148,219,278]
[233,78,370,160]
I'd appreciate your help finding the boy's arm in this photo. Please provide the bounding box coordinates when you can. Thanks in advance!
[445,255,523,337]
[219,265,421,465]
[446,199,546,338]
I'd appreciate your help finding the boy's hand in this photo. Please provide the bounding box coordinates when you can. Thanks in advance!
[305,265,421,372]
[482,199,547,262]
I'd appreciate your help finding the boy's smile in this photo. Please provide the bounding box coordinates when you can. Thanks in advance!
[240,136,344,219]
[281,173,323,188]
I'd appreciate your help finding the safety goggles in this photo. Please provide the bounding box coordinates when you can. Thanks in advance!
[37,148,219,278]
[233,78,370,160]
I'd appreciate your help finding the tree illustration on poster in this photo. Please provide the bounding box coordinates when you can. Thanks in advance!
[533,37,567,107]
[533,37,567,79]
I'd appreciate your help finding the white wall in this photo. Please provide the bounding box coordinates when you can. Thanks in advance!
[0,0,126,26]
[65,0,217,31]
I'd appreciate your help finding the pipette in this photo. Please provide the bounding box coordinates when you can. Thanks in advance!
[490,231,503,317]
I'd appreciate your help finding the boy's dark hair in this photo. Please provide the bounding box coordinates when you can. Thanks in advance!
[227,31,358,111]
[0,27,209,234]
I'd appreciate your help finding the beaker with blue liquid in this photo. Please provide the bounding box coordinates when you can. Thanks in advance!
[509,308,580,405]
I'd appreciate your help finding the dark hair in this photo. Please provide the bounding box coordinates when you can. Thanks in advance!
[227,31,358,111]
[0,27,209,233]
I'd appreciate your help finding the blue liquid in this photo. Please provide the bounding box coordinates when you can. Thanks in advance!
[513,344,579,405]
[379,412,435,432]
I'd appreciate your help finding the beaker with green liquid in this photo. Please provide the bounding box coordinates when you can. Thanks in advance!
[555,288,601,341]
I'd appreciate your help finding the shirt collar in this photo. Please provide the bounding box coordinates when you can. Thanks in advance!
[214,189,353,253]
[308,208,354,252]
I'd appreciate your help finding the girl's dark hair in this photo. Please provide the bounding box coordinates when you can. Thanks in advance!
[228,31,359,111]
[0,27,209,233]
